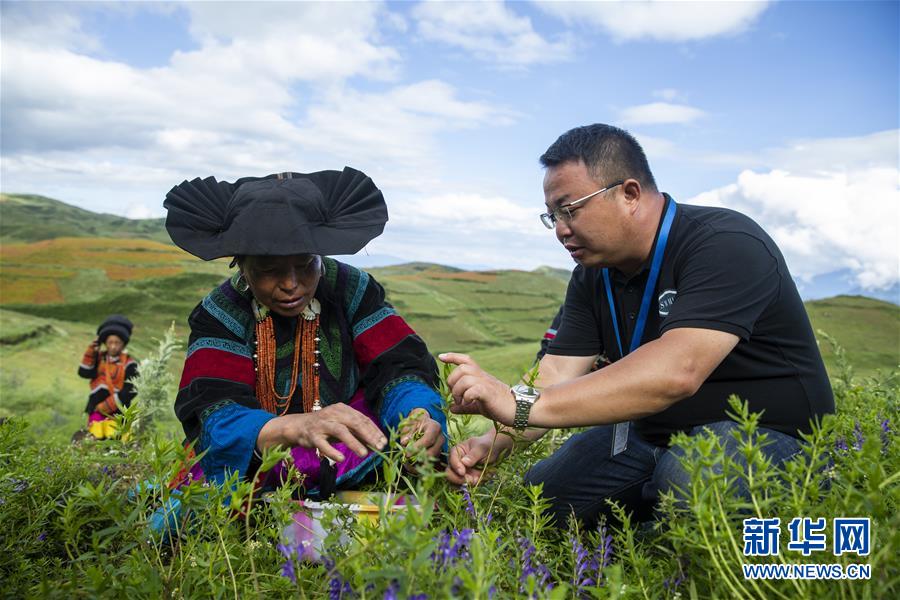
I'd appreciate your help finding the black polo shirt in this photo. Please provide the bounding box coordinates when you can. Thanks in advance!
[547,195,834,446]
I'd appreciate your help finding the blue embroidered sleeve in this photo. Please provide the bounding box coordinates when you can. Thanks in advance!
[198,403,275,485]
[380,381,448,451]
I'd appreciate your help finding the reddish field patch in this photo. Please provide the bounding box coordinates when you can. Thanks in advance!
[0,277,63,304]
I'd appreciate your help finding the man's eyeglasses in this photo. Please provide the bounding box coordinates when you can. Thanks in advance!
[539,181,624,229]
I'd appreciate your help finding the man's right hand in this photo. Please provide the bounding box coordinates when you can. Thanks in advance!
[445,432,512,486]
[258,403,388,464]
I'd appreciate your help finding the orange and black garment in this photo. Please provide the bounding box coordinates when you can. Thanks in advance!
[78,347,139,415]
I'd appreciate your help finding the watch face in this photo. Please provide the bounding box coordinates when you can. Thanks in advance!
[512,384,540,401]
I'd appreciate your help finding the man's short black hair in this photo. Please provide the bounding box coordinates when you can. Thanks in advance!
[539,124,658,192]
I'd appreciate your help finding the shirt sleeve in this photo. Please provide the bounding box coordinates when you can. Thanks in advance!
[661,231,780,340]
[546,268,603,357]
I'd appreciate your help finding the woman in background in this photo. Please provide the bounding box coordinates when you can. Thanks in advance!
[77,315,138,439]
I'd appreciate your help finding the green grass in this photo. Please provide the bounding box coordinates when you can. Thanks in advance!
[0,193,170,243]
[807,295,900,377]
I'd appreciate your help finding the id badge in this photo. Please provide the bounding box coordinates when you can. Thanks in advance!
[611,422,629,456]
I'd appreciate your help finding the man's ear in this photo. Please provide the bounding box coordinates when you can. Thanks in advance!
[622,178,643,210]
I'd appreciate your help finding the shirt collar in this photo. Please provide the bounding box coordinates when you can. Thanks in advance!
[610,193,674,284]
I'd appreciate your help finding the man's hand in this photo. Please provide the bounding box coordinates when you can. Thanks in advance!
[438,353,516,426]
[399,408,445,459]
[445,432,511,486]
[259,403,388,463]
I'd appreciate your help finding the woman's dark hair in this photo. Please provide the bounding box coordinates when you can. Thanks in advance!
[539,124,657,191]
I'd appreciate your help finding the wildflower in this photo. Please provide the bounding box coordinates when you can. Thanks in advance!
[880,418,891,450]
[432,528,474,568]
[12,479,29,493]
[323,557,354,599]
[834,437,849,453]
[570,525,614,595]
[383,580,399,600]
[44,466,53,474]
[852,421,864,450]
[518,536,553,595]
[37,532,47,542]
[461,484,476,516]
[278,543,298,584]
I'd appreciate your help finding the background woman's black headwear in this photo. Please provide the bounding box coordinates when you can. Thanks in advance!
[97,314,133,345]
[163,167,388,260]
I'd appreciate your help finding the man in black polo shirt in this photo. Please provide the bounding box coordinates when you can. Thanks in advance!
[440,123,834,526]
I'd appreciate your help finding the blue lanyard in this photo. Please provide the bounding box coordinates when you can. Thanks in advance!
[602,198,677,358]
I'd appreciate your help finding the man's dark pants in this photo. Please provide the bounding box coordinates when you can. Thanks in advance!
[524,421,803,527]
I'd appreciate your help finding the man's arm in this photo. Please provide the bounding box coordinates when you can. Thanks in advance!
[528,327,738,428]
[443,327,738,428]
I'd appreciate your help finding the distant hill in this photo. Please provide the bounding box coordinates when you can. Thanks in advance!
[0,193,169,244]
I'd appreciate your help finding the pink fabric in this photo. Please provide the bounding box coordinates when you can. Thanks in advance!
[266,390,380,488]
[87,411,109,424]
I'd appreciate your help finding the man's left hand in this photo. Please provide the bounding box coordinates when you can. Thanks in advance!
[438,353,515,426]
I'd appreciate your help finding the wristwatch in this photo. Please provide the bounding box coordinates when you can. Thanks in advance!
[511,384,541,430]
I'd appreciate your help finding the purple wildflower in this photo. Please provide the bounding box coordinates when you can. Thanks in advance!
[597,525,613,570]
[518,536,553,595]
[450,577,462,596]
[37,532,47,542]
[44,466,53,474]
[570,525,614,596]
[277,542,298,583]
[432,528,474,568]
[461,485,476,517]
[488,585,497,598]
[834,437,849,453]
[852,421,864,451]
[383,580,399,600]
[880,418,891,450]
[460,485,494,526]
[323,557,354,600]
[663,556,689,595]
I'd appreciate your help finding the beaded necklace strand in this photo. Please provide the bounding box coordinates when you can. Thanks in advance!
[253,299,321,416]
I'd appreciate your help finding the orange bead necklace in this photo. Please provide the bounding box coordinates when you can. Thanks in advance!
[253,299,321,416]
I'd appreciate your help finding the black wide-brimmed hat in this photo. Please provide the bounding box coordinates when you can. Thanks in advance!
[163,167,388,260]
[97,314,133,345]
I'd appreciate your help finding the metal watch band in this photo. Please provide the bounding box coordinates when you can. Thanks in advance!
[513,398,531,430]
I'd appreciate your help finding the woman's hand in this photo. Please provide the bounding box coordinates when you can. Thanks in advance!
[445,431,511,486]
[258,403,387,463]
[400,408,446,459]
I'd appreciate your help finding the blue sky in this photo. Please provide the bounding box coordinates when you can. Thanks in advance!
[1,1,897,300]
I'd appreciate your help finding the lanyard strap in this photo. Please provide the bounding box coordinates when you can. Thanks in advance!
[602,198,677,358]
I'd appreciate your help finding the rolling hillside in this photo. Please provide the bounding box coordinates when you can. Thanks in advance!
[0,193,169,244]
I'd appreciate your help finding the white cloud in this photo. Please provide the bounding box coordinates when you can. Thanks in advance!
[686,130,900,292]
[619,102,706,126]
[370,191,563,270]
[536,0,770,42]
[0,3,516,216]
[413,0,574,66]
[126,203,154,220]
[652,88,683,102]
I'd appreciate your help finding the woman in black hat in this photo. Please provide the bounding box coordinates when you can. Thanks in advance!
[164,167,446,496]
[77,315,139,439]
